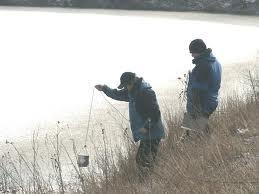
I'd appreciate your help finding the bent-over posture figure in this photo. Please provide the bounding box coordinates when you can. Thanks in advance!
[95,72,165,177]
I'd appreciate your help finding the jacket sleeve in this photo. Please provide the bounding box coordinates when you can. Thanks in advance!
[141,89,161,129]
[191,64,212,117]
[191,89,203,117]
[102,85,129,102]
[191,63,210,91]
[187,71,206,118]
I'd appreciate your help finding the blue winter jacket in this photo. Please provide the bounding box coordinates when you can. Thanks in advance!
[103,78,165,142]
[187,49,222,117]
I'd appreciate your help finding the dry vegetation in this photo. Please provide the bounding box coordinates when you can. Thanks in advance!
[0,70,258,194]
[86,95,258,194]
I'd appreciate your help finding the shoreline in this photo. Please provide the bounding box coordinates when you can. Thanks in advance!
[0,1,258,16]
[0,6,259,27]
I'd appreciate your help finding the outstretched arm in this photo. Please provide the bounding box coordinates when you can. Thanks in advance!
[95,85,129,102]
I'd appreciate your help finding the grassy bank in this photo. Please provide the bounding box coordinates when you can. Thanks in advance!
[85,95,258,193]
[0,74,258,193]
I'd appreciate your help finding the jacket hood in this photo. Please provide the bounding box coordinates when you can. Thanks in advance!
[130,77,152,95]
[192,48,216,65]
[139,78,152,90]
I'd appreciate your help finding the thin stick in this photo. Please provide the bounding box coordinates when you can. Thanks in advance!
[101,92,129,122]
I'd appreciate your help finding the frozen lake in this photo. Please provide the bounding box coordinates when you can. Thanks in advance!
[0,7,259,144]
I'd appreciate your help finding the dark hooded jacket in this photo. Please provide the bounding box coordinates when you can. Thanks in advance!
[103,78,165,142]
[187,49,222,117]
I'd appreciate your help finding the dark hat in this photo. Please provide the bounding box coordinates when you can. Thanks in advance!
[189,39,207,54]
[118,72,136,89]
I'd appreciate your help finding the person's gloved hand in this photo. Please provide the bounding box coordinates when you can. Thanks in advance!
[95,85,104,91]
[139,128,148,134]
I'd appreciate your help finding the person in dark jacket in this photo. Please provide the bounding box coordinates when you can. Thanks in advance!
[95,72,165,175]
[182,39,222,139]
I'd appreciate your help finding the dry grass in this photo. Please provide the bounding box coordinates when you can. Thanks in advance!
[85,95,258,194]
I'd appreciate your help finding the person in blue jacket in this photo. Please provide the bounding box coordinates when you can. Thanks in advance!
[95,72,165,174]
[182,39,222,139]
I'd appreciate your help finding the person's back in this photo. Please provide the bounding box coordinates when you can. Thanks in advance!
[207,55,222,112]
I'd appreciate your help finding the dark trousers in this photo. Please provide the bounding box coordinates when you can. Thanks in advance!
[136,139,161,169]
